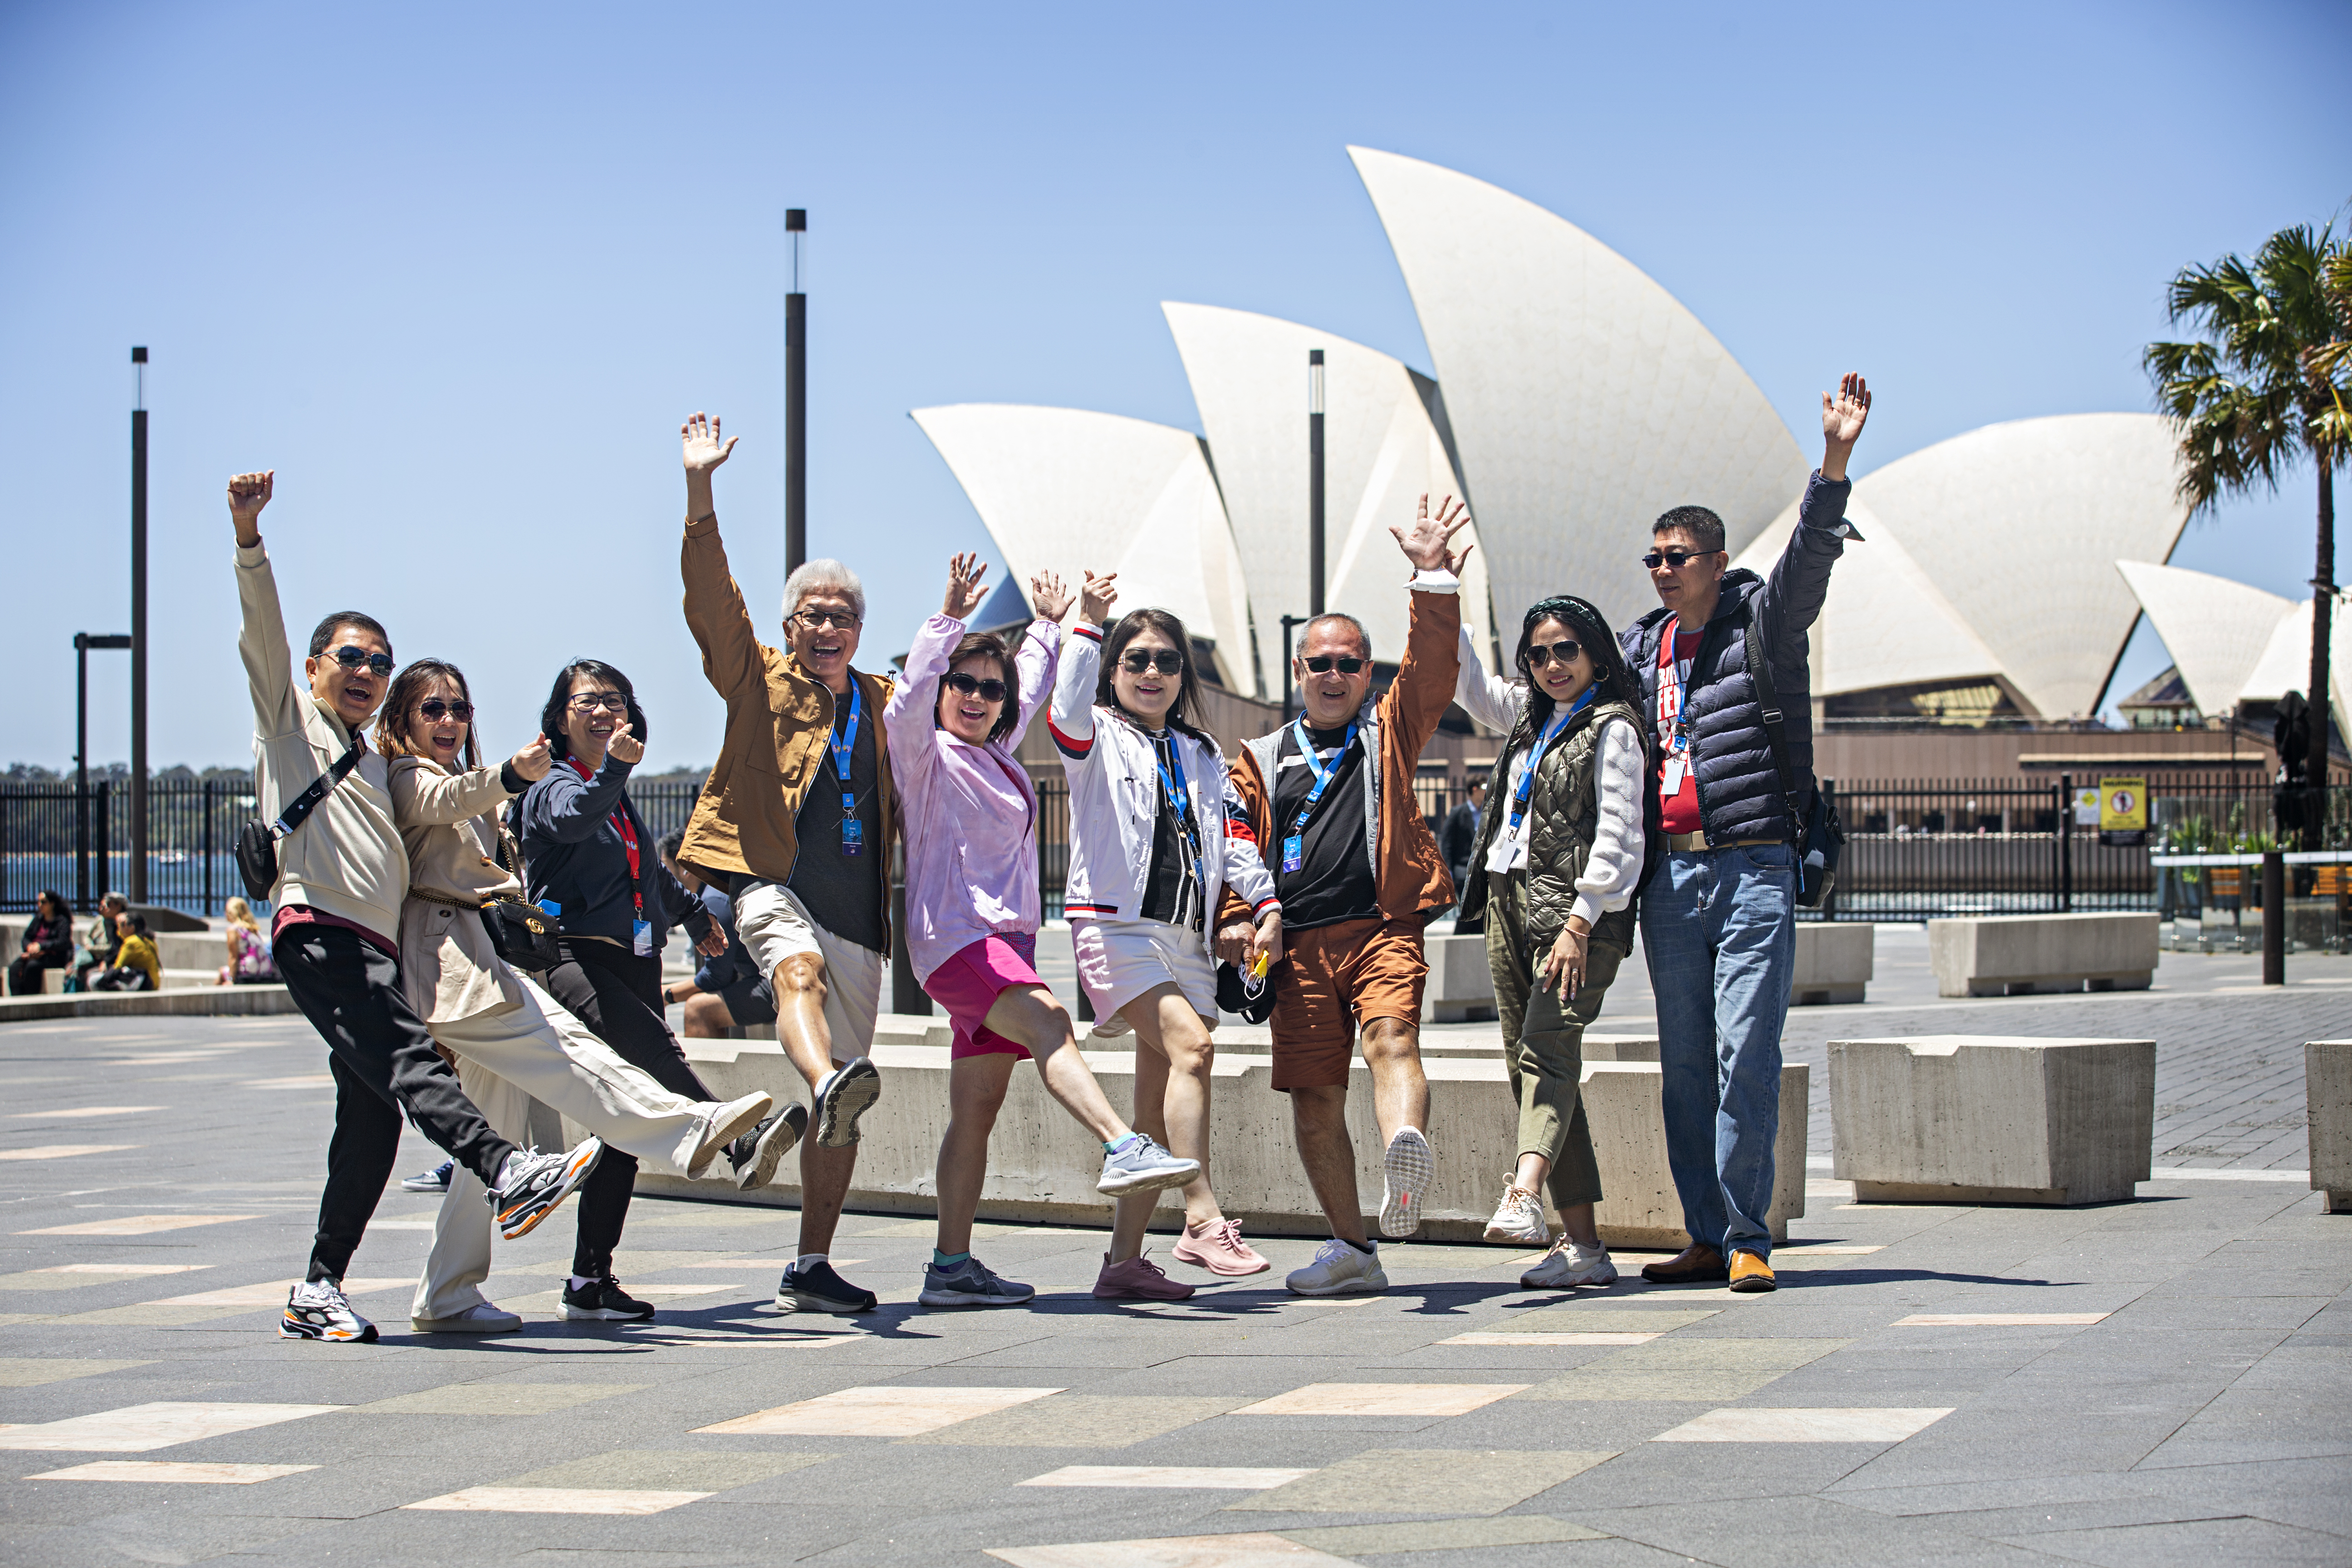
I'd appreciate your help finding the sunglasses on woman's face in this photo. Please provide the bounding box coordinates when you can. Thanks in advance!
[329,645,395,677]
[944,671,1007,702]
[1525,639,1584,669]
[1301,655,1367,675]
[1120,649,1184,676]
[416,699,474,722]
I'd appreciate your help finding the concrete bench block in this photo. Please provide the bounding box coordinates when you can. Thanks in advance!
[1926,912,2159,998]
[1582,1061,1808,1249]
[2308,1041,2352,1214]
[1420,931,1497,1024]
[1792,923,1872,1005]
[1828,1034,2154,1205]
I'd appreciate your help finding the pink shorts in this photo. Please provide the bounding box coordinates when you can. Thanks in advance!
[928,932,1043,1060]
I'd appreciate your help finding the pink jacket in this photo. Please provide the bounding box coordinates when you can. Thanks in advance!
[885,612,1060,984]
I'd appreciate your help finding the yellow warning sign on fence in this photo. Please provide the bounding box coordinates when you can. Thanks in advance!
[2099,775,2147,847]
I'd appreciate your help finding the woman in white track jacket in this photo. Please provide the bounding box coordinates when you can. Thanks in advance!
[1049,571,1284,1298]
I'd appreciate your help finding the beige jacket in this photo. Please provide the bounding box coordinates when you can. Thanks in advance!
[236,541,406,940]
[388,756,524,1025]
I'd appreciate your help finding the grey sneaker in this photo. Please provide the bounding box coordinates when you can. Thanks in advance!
[400,1161,453,1194]
[811,1059,882,1149]
[1380,1127,1433,1238]
[1096,1134,1201,1196]
[489,1139,604,1240]
[280,1279,377,1343]
[1285,1238,1388,1297]
[412,1301,521,1334]
[918,1256,1036,1308]
[1521,1238,1618,1290]
[1484,1180,1550,1246]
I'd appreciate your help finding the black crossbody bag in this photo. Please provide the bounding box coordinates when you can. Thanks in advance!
[1740,608,1844,909]
[235,739,363,902]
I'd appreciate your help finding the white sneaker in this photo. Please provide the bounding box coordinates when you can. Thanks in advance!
[1483,1180,1550,1246]
[1285,1238,1388,1297]
[1380,1127,1432,1238]
[412,1301,522,1333]
[1520,1238,1617,1289]
[280,1279,377,1343]
[690,1091,777,1176]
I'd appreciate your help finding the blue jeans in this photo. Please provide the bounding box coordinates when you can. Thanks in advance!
[1639,843,1794,1260]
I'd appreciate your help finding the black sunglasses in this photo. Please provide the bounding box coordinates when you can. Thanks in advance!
[1301,655,1367,675]
[330,646,394,677]
[1525,639,1584,669]
[944,671,1008,702]
[416,699,474,721]
[1120,649,1184,676]
[1642,548,1719,570]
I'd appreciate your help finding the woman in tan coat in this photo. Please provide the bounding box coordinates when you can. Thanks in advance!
[379,659,772,1331]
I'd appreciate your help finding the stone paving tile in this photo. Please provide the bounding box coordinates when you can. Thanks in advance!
[1224,1446,1614,1514]
[1997,1514,2352,1565]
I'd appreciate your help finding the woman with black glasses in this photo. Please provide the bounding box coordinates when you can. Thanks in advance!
[1452,596,1651,1293]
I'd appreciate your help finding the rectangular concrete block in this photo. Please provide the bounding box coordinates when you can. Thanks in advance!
[2308,1040,2352,1214]
[1828,1035,2155,1205]
[1583,1061,1809,1249]
[1926,912,2159,998]
[1791,924,1872,1005]
[1421,932,1497,1024]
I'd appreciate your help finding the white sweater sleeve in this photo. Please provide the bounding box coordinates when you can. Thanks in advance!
[1571,716,1646,930]
[1454,623,1524,735]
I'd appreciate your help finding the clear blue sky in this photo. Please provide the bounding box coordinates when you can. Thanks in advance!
[4,0,2344,770]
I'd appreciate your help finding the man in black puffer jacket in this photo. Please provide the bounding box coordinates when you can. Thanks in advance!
[1619,372,1873,1295]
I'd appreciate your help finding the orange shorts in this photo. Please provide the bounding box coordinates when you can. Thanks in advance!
[1268,916,1427,1090]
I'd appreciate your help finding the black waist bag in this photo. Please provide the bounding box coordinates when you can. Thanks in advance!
[1742,608,1845,909]
[236,740,363,902]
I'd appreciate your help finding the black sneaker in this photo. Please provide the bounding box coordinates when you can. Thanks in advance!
[280,1278,377,1343]
[730,1105,807,1191]
[400,1161,453,1194]
[560,1275,657,1321]
[489,1139,603,1240]
[811,1058,882,1149]
[776,1259,877,1315]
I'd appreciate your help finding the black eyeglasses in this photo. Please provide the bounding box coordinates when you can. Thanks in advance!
[944,671,1008,702]
[416,699,474,721]
[1641,548,1719,570]
[1301,655,1367,675]
[330,646,394,676]
[1525,639,1584,669]
[1120,649,1184,676]
[568,692,629,713]
[792,608,862,631]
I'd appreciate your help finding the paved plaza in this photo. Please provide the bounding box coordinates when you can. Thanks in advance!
[2,941,2348,1566]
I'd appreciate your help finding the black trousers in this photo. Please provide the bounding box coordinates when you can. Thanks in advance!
[274,924,518,1283]
[541,938,717,1279]
[9,956,63,995]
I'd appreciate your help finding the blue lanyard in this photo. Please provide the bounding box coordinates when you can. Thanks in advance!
[1152,733,1206,890]
[1288,719,1358,836]
[828,681,862,796]
[1506,688,1593,836]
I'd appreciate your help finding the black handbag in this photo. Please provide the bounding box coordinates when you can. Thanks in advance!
[1741,606,1844,909]
[478,823,563,971]
[235,739,364,901]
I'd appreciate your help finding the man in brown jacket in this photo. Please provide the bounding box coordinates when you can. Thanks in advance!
[1218,497,1472,1297]
[672,413,898,1318]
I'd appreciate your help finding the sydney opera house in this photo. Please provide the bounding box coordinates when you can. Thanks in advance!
[912,147,2319,780]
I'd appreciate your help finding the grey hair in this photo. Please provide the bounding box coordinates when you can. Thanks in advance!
[1297,611,1372,660]
[782,558,866,624]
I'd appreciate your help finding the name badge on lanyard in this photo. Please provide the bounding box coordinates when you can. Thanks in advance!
[1281,718,1357,876]
[831,681,864,856]
[1657,619,1693,797]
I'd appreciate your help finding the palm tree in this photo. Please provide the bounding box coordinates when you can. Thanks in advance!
[2146,222,2352,842]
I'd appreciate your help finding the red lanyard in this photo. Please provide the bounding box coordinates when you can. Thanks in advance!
[568,757,643,917]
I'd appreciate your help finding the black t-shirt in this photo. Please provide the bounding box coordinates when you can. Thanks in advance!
[784,682,887,954]
[1138,731,1205,931]
[1268,722,1379,931]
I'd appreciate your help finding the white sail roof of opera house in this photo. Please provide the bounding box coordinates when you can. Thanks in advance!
[2239,597,2352,735]
[1161,301,1499,667]
[907,404,1258,695]
[1348,144,1810,634]
[2114,560,2297,720]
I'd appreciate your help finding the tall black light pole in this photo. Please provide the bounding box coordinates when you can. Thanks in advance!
[1308,348,1326,616]
[129,347,149,906]
[74,632,132,911]
[784,209,808,574]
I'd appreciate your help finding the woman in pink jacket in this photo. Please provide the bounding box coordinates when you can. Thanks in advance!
[887,554,1200,1309]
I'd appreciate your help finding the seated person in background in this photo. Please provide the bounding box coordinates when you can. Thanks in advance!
[218,896,278,985]
[70,892,128,990]
[90,911,161,992]
[659,833,777,1041]
[10,890,73,995]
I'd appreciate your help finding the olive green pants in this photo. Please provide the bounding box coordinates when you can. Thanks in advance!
[1484,869,1624,1211]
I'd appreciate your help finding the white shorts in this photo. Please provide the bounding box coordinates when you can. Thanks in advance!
[735,880,885,1060]
[1072,916,1217,1030]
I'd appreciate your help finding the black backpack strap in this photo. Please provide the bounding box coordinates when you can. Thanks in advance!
[271,738,364,840]
[1739,603,1809,833]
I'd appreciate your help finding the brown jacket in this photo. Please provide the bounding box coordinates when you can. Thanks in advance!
[1221,578,1463,929]
[676,515,898,952]
[388,755,524,1025]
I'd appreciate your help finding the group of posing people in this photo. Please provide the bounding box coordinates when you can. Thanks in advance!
[226,373,1870,1341]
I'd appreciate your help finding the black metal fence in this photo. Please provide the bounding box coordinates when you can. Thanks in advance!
[5,770,2340,923]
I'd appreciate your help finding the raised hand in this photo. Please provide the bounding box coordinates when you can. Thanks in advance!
[608,718,646,766]
[1078,569,1119,627]
[681,412,737,475]
[509,735,553,783]
[1820,372,1871,480]
[1391,492,1475,575]
[1030,568,1075,624]
[942,552,990,620]
[227,470,274,547]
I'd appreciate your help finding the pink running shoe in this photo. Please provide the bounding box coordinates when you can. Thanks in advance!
[1171,1216,1271,1277]
[1093,1250,1196,1301]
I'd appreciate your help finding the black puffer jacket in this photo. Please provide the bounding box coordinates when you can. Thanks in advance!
[1620,471,1852,846]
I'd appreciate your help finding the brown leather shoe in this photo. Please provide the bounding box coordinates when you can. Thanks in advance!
[1640,1244,1728,1284]
[1728,1251,1777,1292]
